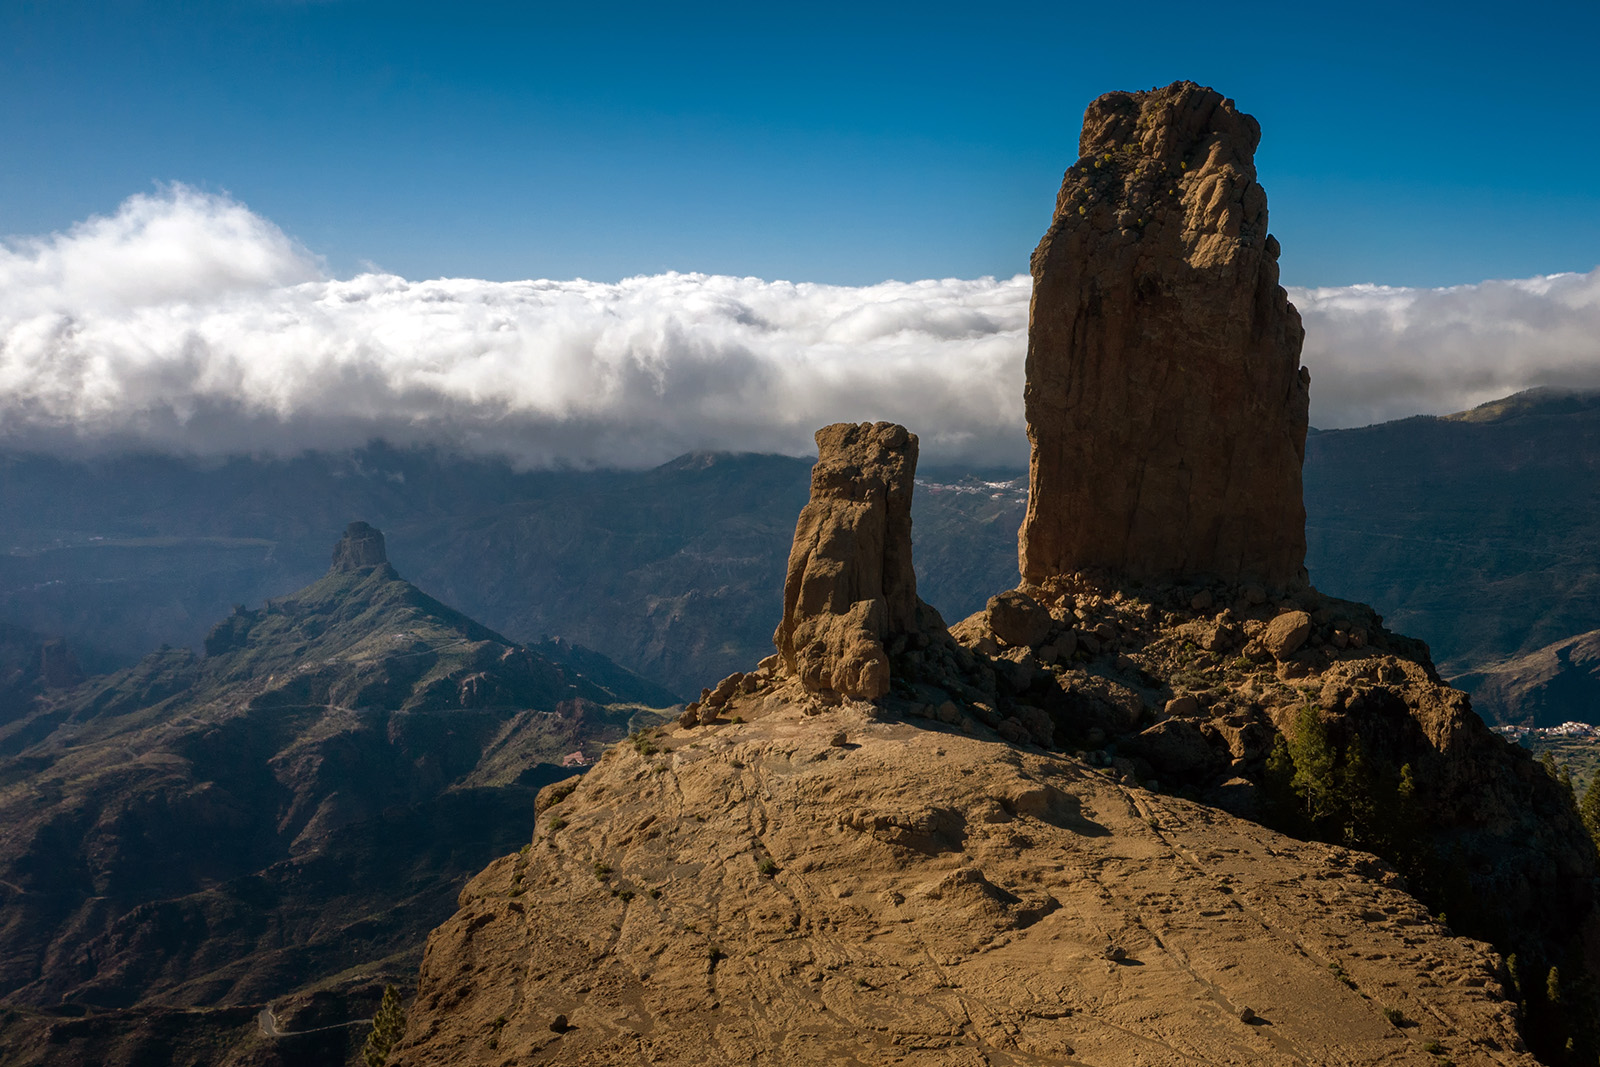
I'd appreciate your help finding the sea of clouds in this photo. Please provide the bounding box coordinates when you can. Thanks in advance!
[3,186,1597,467]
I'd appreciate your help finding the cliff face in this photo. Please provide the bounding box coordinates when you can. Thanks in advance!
[1021,82,1309,588]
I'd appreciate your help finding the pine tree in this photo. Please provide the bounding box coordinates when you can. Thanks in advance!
[1581,774,1600,849]
[1288,705,1338,825]
[1264,733,1297,819]
[362,985,406,1067]
[1336,738,1376,848]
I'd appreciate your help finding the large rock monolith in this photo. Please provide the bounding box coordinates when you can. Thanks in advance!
[773,422,922,700]
[331,521,387,572]
[1020,81,1310,588]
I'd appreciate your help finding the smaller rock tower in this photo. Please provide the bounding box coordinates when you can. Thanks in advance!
[773,422,923,700]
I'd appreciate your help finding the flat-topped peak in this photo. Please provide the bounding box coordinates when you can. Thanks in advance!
[330,520,387,572]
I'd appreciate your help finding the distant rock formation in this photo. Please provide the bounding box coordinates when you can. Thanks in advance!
[1020,81,1309,588]
[0,527,672,1022]
[39,638,81,689]
[331,520,388,572]
[772,422,926,700]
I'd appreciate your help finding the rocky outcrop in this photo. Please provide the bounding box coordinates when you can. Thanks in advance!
[1020,81,1309,588]
[772,422,925,700]
[388,85,1600,1066]
[390,702,1535,1067]
[330,520,387,572]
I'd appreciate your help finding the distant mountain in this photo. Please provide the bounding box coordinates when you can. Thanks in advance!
[0,448,1024,699]
[6,387,1600,720]
[1456,628,1600,727]
[1303,387,1600,692]
[0,523,670,1022]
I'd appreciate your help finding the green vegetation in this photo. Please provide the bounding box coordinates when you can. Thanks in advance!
[361,985,406,1067]
[1582,777,1600,847]
[1264,705,1422,868]
[1266,711,1600,1064]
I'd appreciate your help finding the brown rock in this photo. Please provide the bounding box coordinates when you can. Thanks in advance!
[1262,610,1312,660]
[1134,718,1219,776]
[391,704,1538,1067]
[773,422,922,700]
[1164,694,1199,718]
[986,589,1053,648]
[1019,82,1309,588]
[330,520,387,572]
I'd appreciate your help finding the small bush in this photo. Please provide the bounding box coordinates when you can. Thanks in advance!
[757,857,778,876]
[1383,1007,1406,1026]
[592,861,612,881]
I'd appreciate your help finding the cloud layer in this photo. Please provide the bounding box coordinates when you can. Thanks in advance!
[3,187,1597,466]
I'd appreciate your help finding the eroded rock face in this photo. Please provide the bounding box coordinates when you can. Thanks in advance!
[390,702,1536,1067]
[331,520,387,572]
[1020,81,1309,588]
[773,422,922,699]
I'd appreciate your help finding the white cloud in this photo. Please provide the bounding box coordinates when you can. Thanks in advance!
[1291,271,1600,428]
[1,186,1596,465]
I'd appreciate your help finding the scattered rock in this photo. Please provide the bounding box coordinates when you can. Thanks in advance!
[1164,694,1199,718]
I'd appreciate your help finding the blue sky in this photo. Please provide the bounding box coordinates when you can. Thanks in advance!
[4,0,1597,288]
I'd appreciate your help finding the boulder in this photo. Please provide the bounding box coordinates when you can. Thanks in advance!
[773,422,924,700]
[1019,81,1309,588]
[1262,610,1312,660]
[985,589,1053,648]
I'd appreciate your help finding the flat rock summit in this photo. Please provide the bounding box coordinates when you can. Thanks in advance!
[389,84,1600,1066]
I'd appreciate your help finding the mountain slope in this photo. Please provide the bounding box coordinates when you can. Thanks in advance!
[0,449,1022,698]
[1457,628,1600,727]
[0,524,672,1014]
[1304,388,1600,681]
